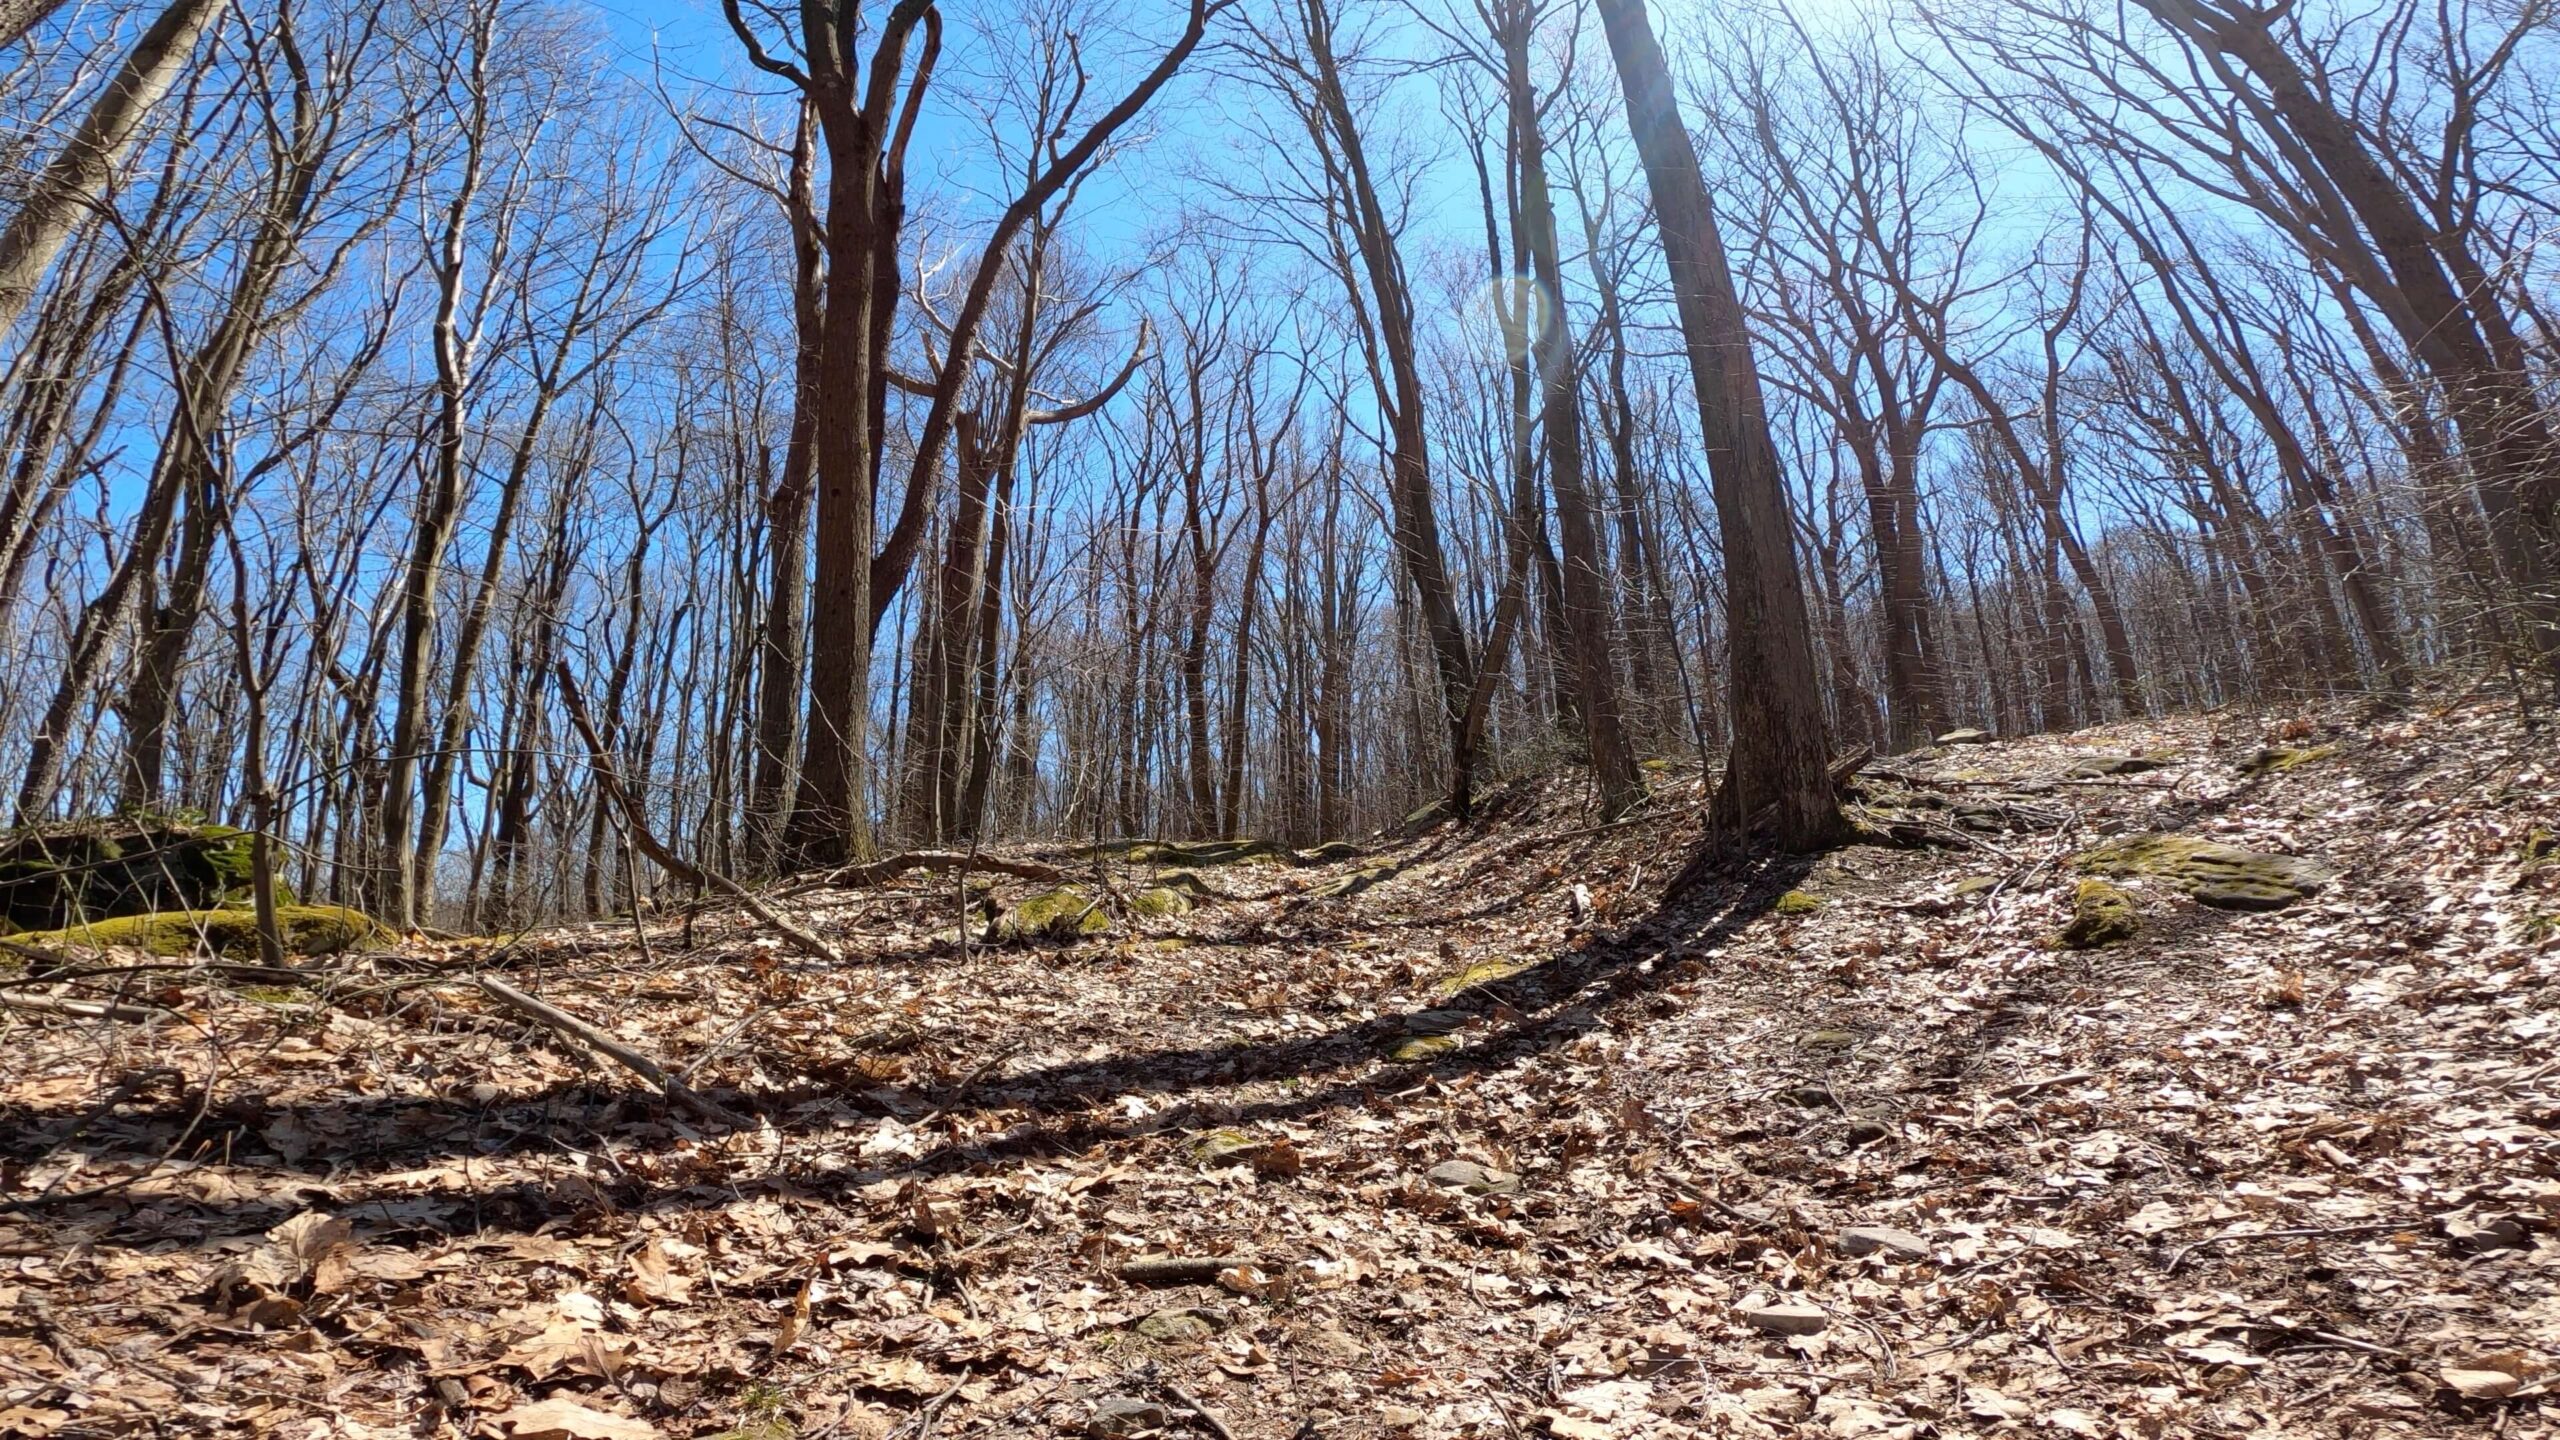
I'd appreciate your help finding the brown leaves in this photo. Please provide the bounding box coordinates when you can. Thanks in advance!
[481,1397,660,1439]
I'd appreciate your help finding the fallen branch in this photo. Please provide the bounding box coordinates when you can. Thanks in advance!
[13,960,317,987]
[828,851,1063,889]
[1115,1255,1254,1286]
[474,975,750,1128]
[1162,1381,1236,1440]
[0,989,158,1023]
[2164,1219,2415,1273]
[554,660,845,966]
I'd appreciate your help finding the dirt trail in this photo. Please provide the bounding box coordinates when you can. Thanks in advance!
[1,694,2554,1438]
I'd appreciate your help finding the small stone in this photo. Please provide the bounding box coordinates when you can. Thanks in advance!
[1404,1008,1472,1036]
[1844,1121,1890,1148]
[1737,1302,1828,1336]
[1801,1028,1860,1050]
[2058,879,2139,948]
[1778,1085,1833,1109]
[1839,1225,1930,1261]
[1194,1129,1261,1166]
[1425,1159,1520,1196]
[1134,1307,1220,1343]
[1088,1395,1172,1438]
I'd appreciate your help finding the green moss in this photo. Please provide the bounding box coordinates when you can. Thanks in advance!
[1389,1035,1461,1062]
[1149,870,1220,898]
[994,886,1110,941]
[2522,828,2556,866]
[1129,886,1193,918]
[2241,743,2338,776]
[2077,832,2331,911]
[0,817,277,931]
[2058,879,2139,949]
[10,904,390,959]
[1435,957,1531,997]
[2523,913,2558,945]
[1773,890,1824,916]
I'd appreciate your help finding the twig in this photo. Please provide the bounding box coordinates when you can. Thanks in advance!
[1163,1382,1236,1440]
[2165,1219,2414,1273]
[474,975,750,1128]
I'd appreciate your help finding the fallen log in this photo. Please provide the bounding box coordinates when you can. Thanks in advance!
[827,852,1063,889]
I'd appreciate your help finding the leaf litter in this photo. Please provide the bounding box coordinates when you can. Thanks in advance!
[1,695,2554,1438]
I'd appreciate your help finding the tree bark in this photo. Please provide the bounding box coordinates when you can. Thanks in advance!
[1592,0,1844,849]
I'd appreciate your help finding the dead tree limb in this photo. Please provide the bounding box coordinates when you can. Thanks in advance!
[827,851,1062,888]
[554,660,846,966]
[474,975,749,1128]
[0,990,158,1023]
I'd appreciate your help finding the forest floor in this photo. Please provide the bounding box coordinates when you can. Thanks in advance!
[2,691,2557,1440]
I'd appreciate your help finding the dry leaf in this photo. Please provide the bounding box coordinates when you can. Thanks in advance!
[2440,1367,2522,1400]
[484,1396,661,1439]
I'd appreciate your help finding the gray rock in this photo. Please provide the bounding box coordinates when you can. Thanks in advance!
[1135,1307,1221,1343]
[1778,1084,1833,1109]
[1844,1120,1891,1148]
[1425,1159,1520,1196]
[1089,1395,1171,1438]
[1935,728,1994,746]
[1839,1225,1930,1261]
[1737,1301,1828,1336]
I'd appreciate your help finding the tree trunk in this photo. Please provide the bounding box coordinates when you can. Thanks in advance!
[1593,0,1843,850]
[0,0,221,334]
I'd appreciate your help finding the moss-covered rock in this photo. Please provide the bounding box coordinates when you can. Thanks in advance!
[1389,1034,1461,1062]
[0,817,273,932]
[1129,886,1193,918]
[1435,957,1531,997]
[993,886,1110,941]
[1773,890,1824,916]
[2057,879,2139,948]
[1935,728,1994,746]
[2077,832,2332,911]
[1950,875,1999,898]
[10,904,390,959]
[1301,840,1362,863]
[1315,864,1399,899]
[1148,870,1221,898]
[2522,828,2556,867]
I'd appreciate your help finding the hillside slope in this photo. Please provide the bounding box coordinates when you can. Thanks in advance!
[1,693,2554,1438]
